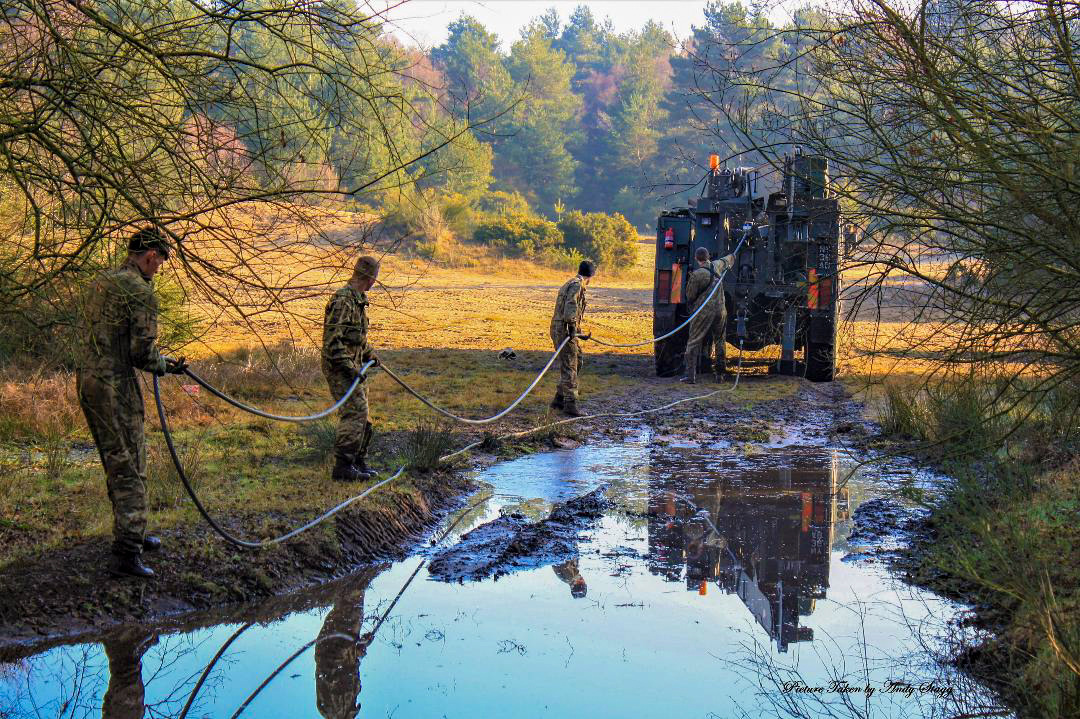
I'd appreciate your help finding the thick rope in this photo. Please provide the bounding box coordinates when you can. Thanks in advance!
[180,360,374,423]
[377,336,571,425]
[440,340,745,462]
[589,234,748,348]
[154,373,404,549]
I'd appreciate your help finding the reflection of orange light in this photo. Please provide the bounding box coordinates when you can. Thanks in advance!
[709,154,720,170]
[801,492,812,532]
[699,580,708,596]
[665,493,676,516]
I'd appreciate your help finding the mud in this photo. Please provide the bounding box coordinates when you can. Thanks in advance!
[428,489,607,582]
[0,473,470,652]
[842,497,928,563]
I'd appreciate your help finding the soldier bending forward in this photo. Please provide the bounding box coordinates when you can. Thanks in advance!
[550,260,595,417]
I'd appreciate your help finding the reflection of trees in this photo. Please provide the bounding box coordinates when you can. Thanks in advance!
[647,451,849,651]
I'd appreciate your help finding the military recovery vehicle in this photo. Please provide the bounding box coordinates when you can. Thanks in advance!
[653,148,846,381]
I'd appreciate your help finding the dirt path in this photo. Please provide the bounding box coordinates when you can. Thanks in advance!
[0,351,870,654]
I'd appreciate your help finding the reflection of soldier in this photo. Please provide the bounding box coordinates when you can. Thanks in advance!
[101,628,157,719]
[553,559,587,598]
[314,572,378,719]
[549,260,595,417]
[77,228,187,579]
[322,255,380,482]
[681,247,735,383]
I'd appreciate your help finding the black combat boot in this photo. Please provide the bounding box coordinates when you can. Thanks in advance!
[332,455,362,482]
[142,535,162,552]
[352,422,377,480]
[111,553,155,579]
[550,393,564,410]
[562,401,584,418]
[352,458,377,481]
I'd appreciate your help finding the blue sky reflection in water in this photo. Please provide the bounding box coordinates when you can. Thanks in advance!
[0,442,999,718]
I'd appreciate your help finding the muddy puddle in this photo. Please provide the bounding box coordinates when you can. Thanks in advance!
[0,434,1006,718]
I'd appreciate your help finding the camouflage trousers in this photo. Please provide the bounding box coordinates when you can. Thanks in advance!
[325,368,370,464]
[102,629,156,719]
[684,304,727,382]
[551,331,583,403]
[76,371,148,557]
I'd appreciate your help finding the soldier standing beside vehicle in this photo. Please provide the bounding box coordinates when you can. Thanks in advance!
[77,227,187,579]
[681,247,736,384]
[322,255,381,482]
[550,260,595,417]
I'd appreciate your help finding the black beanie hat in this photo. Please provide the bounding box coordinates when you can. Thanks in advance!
[578,260,595,278]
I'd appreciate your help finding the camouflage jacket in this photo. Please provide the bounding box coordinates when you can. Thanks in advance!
[78,258,166,377]
[550,276,587,336]
[322,286,374,376]
[685,257,734,314]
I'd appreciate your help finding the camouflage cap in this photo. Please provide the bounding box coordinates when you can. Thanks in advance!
[128,227,171,259]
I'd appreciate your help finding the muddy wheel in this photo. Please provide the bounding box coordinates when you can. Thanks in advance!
[653,312,685,377]
[805,339,835,382]
[655,336,683,377]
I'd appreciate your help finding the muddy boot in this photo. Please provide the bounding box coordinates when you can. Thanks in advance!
[680,353,698,383]
[352,458,377,481]
[352,422,377,480]
[111,553,155,579]
[562,401,584,418]
[332,455,363,482]
[550,392,564,410]
[142,535,162,552]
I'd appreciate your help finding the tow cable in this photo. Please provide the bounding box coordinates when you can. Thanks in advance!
[154,236,750,549]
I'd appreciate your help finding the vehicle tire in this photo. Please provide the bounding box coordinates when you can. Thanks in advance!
[804,339,834,382]
[655,337,683,377]
[654,311,686,377]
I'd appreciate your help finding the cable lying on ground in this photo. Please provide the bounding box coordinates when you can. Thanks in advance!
[378,336,571,425]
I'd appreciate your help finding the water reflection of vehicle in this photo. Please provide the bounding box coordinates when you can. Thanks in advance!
[647,451,850,652]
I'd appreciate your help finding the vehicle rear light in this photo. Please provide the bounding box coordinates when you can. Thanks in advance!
[657,269,672,304]
[807,268,819,309]
[670,263,684,304]
[818,277,832,307]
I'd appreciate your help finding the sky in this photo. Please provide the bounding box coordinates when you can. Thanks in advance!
[377,1,717,49]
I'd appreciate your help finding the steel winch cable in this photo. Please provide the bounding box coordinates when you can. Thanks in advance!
[589,234,748,349]
[154,373,404,549]
[377,336,571,425]
[180,360,375,422]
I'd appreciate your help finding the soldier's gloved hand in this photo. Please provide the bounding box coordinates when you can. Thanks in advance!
[576,331,592,341]
[368,353,380,367]
[165,356,189,375]
[723,253,736,269]
[151,357,168,377]
[565,323,577,339]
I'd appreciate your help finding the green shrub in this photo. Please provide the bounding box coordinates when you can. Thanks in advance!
[473,212,562,259]
[475,191,531,217]
[556,210,638,270]
[880,382,928,440]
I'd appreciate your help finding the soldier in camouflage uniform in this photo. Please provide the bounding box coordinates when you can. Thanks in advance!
[681,247,736,384]
[76,227,187,579]
[322,255,380,482]
[549,260,595,417]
